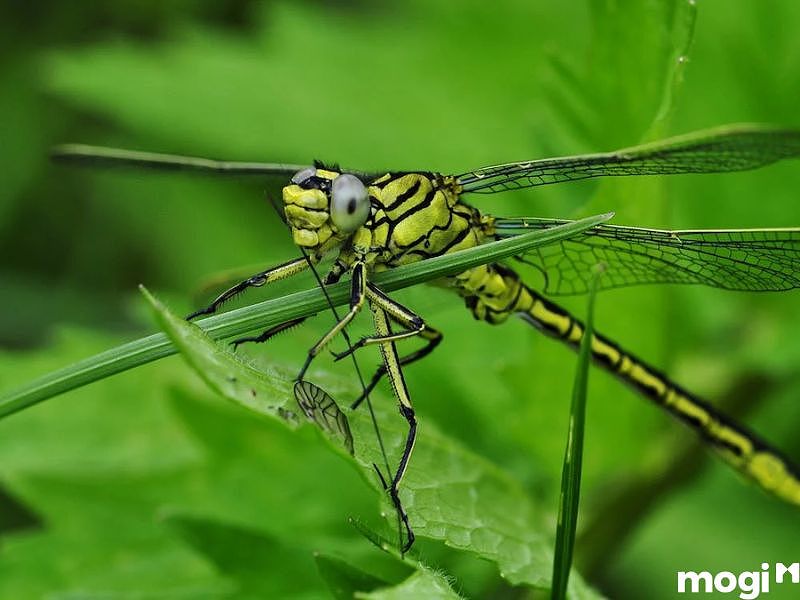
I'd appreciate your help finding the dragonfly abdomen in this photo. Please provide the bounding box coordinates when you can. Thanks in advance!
[523,284,800,504]
[454,260,800,505]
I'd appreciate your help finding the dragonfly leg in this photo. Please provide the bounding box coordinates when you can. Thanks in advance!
[327,283,442,409]
[369,301,417,553]
[332,283,432,359]
[297,261,366,381]
[231,316,308,350]
[187,257,309,320]
[350,326,442,410]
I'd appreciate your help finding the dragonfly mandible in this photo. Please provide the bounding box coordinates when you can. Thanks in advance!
[53,124,800,551]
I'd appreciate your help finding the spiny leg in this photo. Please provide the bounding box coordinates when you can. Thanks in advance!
[296,261,367,382]
[231,316,308,350]
[186,257,309,320]
[350,327,442,410]
[299,256,400,509]
[336,290,442,409]
[286,263,416,546]
[332,282,434,358]
[369,300,418,553]
[214,259,420,549]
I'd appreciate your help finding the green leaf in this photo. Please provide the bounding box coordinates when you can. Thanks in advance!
[551,269,601,600]
[137,283,603,594]
[5,2,800,598]
[142,286,298,427]
[0,213,612,420]
[315,553,389,599]
[356,568,463,600]
[166,514,323,599]
[0,473,231,599]
[143,285,359,458]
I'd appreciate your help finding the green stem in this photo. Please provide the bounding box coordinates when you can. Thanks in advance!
[551,267,601,600]
[0,213,612,420]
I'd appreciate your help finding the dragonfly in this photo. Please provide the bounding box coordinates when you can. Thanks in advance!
[53,124,800,552]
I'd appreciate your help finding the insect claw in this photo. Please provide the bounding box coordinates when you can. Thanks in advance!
[400,529,415,555]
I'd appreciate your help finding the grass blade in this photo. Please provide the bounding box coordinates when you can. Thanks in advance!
[0,213,612,420]
[550,266,602,599]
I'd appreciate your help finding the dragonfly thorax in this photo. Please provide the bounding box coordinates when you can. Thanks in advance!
[365,172,488,269]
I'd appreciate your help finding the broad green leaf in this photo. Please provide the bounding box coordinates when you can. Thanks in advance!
[0,327,199,476]
[142,286,299,429]
[315,553,390,599]
[0,370,379,599]
[0,473,231,599]
[0,329,370,598]
[143,284,604,596]
[166,514,325,599]
[357,568,462,600]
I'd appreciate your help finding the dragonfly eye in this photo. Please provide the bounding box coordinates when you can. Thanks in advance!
[330,174,369,233]
[291,167,317,186]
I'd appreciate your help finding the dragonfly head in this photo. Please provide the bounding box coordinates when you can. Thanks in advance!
[282,165,371,254]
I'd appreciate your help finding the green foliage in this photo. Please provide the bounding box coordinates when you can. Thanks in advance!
[2,0,800,598]
[356,569,462,600]
[552,272,600,599]
[314,554,390,599]
[142,284,601,595]
[0,214,610,419]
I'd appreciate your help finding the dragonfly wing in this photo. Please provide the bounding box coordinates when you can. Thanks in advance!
[457,125,800,194]
[494,217,800,295]
[50,144,379,180]
[294,380,354,455]
[51,144,309,176]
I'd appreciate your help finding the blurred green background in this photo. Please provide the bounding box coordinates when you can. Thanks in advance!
[1,0,799,598]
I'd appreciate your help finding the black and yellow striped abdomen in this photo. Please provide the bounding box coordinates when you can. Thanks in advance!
[366,170,800,506]
[453,258,800,505]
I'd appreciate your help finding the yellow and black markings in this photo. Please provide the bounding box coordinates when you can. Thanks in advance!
[55,125,800,552]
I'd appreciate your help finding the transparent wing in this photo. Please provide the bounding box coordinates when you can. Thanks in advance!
[51,144,379,181]
[51,144,309,176]
[494,218,800,295]
[458,125,800,194]
[294,380,354,455]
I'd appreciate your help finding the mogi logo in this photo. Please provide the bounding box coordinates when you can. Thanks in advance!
[677,563,799,599]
